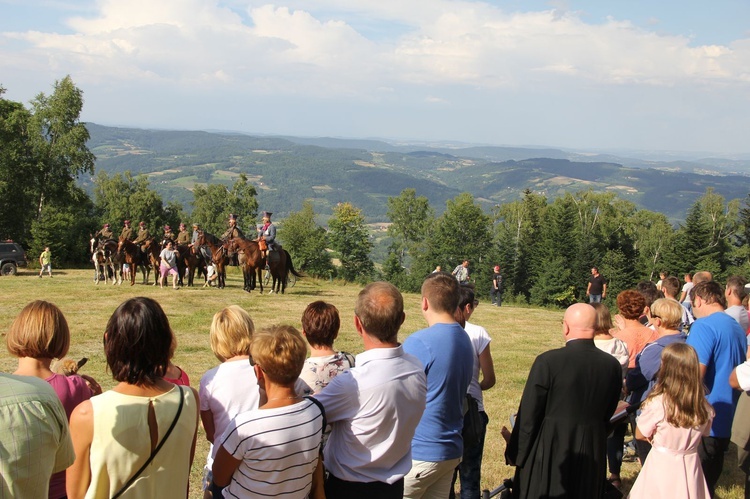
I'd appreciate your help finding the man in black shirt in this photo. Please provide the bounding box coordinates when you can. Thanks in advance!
[586,267,607,303]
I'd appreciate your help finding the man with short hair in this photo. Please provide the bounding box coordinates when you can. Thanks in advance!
[726,275,749,333]
[38,246,52,278]
[687,280,747,497]
[490,265,503,306]
[0,372,75,497]
[586,267,607,303]
[662,275,694,329]
[451,260,470,284]
[503,303,621,499]
[403,272,474,499]
[315,282,427,499]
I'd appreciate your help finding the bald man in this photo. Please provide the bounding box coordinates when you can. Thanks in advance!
[503,303,622,499]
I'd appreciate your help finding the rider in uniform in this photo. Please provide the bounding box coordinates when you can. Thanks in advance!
[221,213,245,241]
[120,220,134,241]
[133,222,151,252]
[176,223,190,245]
[257,211,277,261]
[163,225,176,244]
[95,223,114,241]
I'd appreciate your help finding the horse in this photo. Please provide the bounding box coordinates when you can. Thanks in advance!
[196,231,228,288]
[142,239,162,286]
[118,238,155,286]
[267,248,303,294]
[176,243,205,287]
[90,238,121,285]
[227,237,264,293]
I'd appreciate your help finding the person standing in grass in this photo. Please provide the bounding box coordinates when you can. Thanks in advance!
[199,306,259,498]
[159,240,179,289]
[628,343,713,499]
[39,246,52,278]
[299,301,355,395]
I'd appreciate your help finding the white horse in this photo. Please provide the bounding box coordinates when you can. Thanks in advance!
[90,237,122,285]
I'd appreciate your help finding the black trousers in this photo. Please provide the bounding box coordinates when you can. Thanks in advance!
[325,472,404,499]
[698,436,730,498]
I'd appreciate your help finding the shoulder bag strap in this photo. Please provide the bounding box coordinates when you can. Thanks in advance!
[304,395,327,432]
[112,385,185,499]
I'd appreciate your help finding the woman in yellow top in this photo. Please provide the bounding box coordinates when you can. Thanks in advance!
[66,297,199,499]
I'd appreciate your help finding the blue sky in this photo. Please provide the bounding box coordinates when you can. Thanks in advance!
[2,0,750,155]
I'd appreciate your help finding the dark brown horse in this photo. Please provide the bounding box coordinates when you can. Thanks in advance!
[196,231,228,288]
[267,248,303,294]
[118,238,159,286]
[176,244,205,286]
[142,239,162,286]
[228,237,264,293]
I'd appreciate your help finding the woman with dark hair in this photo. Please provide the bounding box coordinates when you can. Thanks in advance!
[66,297,199,499]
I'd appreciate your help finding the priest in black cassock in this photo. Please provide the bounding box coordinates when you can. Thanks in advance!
[503,303,622,499]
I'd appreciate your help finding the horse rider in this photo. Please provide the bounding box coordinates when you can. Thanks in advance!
[133,221,151,253]
[190,223,212,263]
[120,220,134,241]
[176,223,190,245]
[221,213,245,241]
[94,223,114,241]
[257,211,277,260]
[163,225,176,244]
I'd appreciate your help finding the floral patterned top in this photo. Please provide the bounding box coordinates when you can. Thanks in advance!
[299,352,355,394]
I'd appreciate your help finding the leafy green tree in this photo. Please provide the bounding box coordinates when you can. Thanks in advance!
[27,76,95,218]
[0,88,34,242]
[93,171,184,236]
[387,188,434,266]
[493,189,546,301]
[419,193,494,293]
[328,202,374,283]
[626,210,675,280]
[191,174,258,236]
[278,200,334,278]
[29,186,94,264]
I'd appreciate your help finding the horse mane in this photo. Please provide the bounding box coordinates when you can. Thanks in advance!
[202,232,220,245]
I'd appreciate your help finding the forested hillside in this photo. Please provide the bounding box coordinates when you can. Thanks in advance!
[84,124,750,223]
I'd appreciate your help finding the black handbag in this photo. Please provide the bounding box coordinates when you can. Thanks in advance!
[462,394,483,448]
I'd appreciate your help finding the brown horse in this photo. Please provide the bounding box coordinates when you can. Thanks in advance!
[228,237,264,293]
[142,239,162,286]
[118,238,159,286]
[176,244,205,286]
[267,248,303,294]
[196,231,228,288]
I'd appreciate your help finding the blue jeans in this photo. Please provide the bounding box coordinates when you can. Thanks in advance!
[450,411,489,499]
[589,294,602,303]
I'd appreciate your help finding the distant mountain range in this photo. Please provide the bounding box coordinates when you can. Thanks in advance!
[83,124,750,223]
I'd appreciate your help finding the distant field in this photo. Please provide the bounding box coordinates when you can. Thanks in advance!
[0,269,744,497]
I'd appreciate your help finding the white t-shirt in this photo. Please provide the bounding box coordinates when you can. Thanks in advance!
[464,321,491,412]
[594,337,629,379]
[220,398,324,498]
[726,305,750,333]
[681,282,694,301]
[199,360,260,462]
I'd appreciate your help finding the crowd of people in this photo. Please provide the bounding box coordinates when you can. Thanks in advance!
[2,268,750,499]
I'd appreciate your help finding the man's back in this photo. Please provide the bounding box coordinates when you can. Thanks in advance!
[403,322,474,461]
[0,373,74,499]
[687,311,747,437]
[507,340,621,499]
[316,346,427,483]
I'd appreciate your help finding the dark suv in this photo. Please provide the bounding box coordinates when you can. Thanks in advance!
[0,241,28,275]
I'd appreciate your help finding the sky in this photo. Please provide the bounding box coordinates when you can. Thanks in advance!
[1,0,750,155]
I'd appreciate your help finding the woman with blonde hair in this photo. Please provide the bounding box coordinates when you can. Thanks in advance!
[198,305,260,497]
[629,342,713,498]
[626,298,687,462]
[66,297,199,498]
[7,300,100,499]
[212,325,325,497]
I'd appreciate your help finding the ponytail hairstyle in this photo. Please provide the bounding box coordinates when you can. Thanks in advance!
[644,342,711,428]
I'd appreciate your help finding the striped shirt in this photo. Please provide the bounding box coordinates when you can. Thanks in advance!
[220,398,324,498]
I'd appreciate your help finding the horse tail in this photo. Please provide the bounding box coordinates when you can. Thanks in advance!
[286,250,304,278]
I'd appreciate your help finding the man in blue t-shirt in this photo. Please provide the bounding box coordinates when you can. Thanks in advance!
[403,272,474,499]
[687,280,747,497]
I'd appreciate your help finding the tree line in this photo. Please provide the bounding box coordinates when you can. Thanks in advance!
[2,77,748,309]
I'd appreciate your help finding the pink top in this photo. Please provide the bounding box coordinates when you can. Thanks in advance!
[165,366,190,386]
[612,324,658,369]
[45,373,94,499]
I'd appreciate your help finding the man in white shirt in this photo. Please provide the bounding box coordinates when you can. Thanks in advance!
[315,282,427,499]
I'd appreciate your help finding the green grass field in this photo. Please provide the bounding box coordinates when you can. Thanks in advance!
[0,268,744,497]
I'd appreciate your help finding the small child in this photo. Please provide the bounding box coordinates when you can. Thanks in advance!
[122,262,131,282]
[299,301,355,394]
[629,343,714,498]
